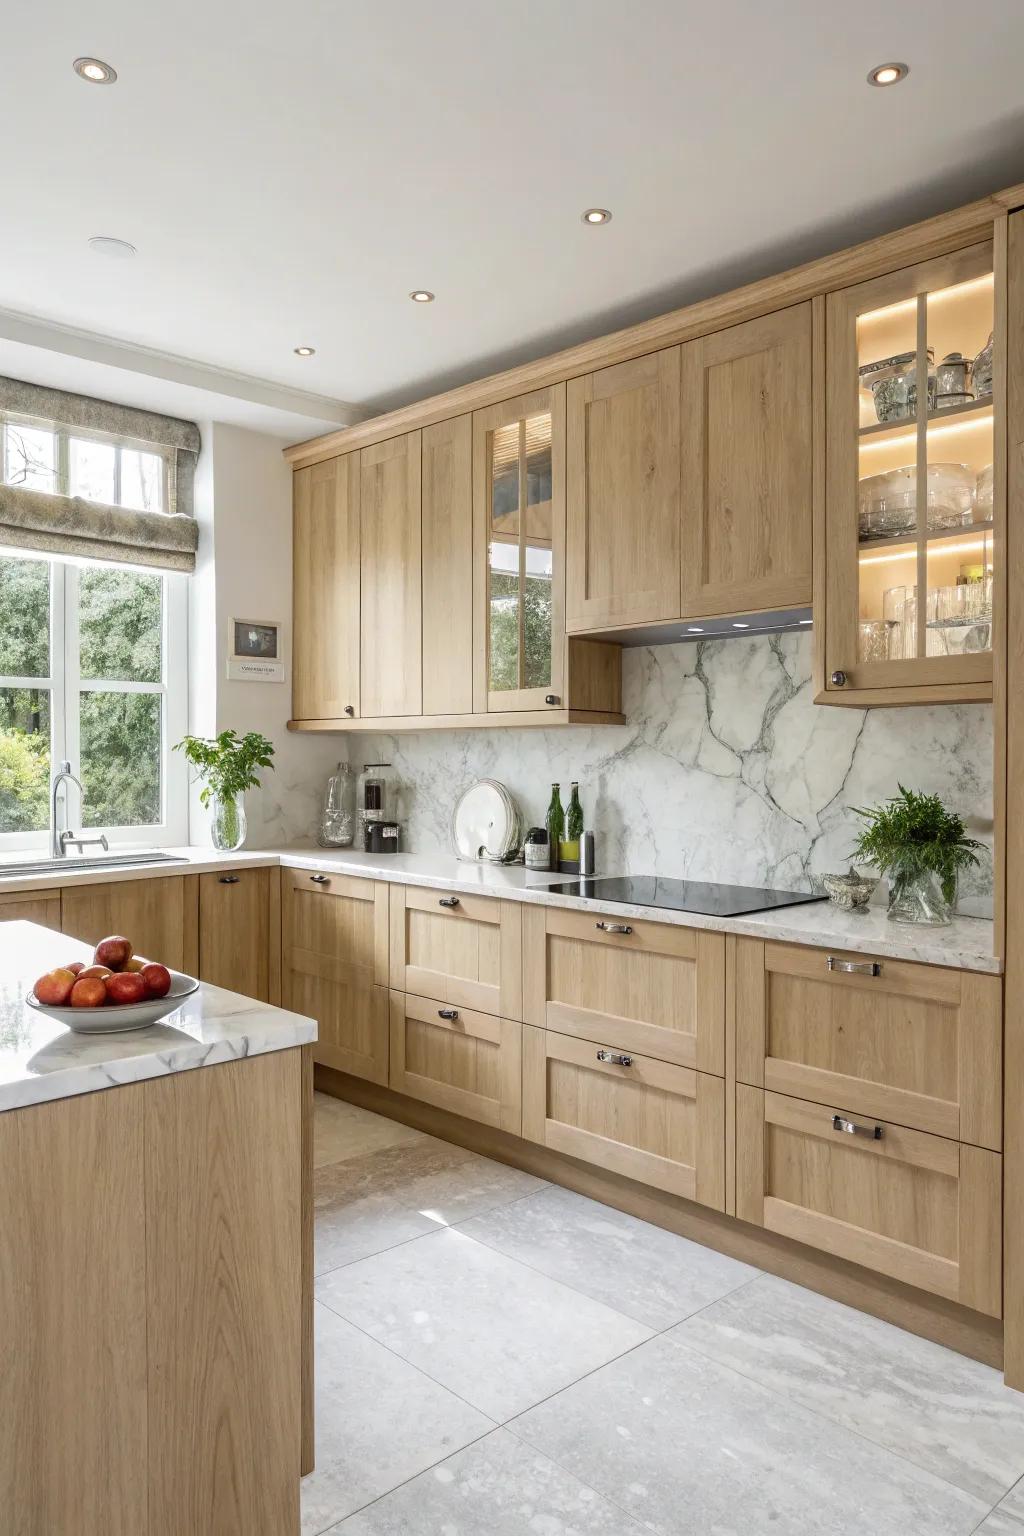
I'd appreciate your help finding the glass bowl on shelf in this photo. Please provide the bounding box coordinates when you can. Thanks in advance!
[857,463,976,541]
[976,463,994,519]
[858,619,900,663]
[859,349,935,423]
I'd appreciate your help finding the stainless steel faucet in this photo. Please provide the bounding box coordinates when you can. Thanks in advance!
[50,760,109,859]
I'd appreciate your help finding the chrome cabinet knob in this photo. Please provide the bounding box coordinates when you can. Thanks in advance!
[831,670,847,687]
[545,694,560,706]
[439,896,460,909]
[344,704,355,716]
[596,1049,633,1068]
[218,875,240,884]
[832,1113,883,1141]
[310,873,330,884]
[438,1007,460,1021]
[596,921,633,935]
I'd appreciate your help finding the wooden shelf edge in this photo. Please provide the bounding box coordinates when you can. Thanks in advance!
[287,709,627,733]
[813,682,992,709]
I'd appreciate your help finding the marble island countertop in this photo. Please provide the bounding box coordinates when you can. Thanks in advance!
[0,921,316,1114]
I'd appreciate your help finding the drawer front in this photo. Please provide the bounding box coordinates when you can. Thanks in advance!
[390,886,522,1019]
[522,1025,725,1209]
[282,870,389,1083]
[736,1085,1001,1317]
[523,906,725,1073]
[389,991,521,1133]
[735,939,1001,1150]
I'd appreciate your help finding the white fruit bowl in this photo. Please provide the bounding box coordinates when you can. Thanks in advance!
[26,970,200,1035]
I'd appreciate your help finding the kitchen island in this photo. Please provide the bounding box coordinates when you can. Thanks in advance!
[0,920,316,1536]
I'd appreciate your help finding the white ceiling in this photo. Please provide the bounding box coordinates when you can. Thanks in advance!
[5,0,1024,420]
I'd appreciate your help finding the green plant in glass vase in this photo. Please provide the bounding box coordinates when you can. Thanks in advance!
[175,729,274,852]
[851,784,981,926]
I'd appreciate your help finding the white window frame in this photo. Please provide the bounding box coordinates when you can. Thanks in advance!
[0,553,188,851]
[1,411,175,512]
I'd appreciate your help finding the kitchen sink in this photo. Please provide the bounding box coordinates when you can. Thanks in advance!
[0,850,188,878]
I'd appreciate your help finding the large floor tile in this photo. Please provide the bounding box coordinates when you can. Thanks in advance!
[316,1226,653,1421]
[301,1301,491,1535]
[976,1512,1024,1534]
[675,1272,1024,1505]
[315,1138,545,1273]
[329,1427,646,1534]
[510,1333,986,1535]
[314,1092,428,1168]
[458,1183,759,1328]
[999,1477,1024,1521]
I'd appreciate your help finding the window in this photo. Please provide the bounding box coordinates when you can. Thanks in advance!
[1,412,171,513]
[0,552,187,848]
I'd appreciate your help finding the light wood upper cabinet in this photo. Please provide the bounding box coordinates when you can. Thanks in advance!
[567,348,681,630]
[360,432,422,719]
[680,304,813,618]
[422,415,473,715]
[293,453,360,722]
[61,875,194,972]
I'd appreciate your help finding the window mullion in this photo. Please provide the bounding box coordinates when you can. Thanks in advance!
[62,564,82,827]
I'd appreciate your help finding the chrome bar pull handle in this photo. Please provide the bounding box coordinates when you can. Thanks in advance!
[438,1007,460,1021]
[827,956,881,977]
[596,921,633,935]
[310,874,330,884]
[218,875,240,884]
[596,1049,633,1068]
[439,896,460,909]
[832,1113,882,1141]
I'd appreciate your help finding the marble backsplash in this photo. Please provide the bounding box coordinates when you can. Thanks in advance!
[356,633,995,915]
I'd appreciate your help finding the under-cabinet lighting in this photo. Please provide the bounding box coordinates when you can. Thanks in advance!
[732,622,750,629]
[859,411,993,453]
[868,62,909,86]
[581,208,612,225]
[294,346,316,356]
[685,626,704,634]
[74,56,117,83]
[799,619,813,625]
[859,537,991,567]
[409,290,435,303]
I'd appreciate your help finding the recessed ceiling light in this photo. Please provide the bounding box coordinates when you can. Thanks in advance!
[686,626,704,634]
[294,345,316,357]
[409,290,435,303]
[74,56,117,84]
[867,62,908,87]
[88,235,136,259]
[581,208,612,225]
[732,622,750,629]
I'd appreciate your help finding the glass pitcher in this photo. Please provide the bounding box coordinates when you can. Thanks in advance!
[318,762,355,848]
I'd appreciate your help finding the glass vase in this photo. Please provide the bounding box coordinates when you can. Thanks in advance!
[211,791,247,852]
[887,864,956,926]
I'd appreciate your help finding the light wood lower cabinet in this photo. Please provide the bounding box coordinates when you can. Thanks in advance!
[735,939,1002,1149]
[0,887,61,930]
[198,867,275,1001]
[523,906,724,1072]
[523,1025,725,1208]
[390,886,522,1018]
[736,1085,1001,1317]
[61,874,195,972]
[389,991,522,1133]
[282,870,389,1083]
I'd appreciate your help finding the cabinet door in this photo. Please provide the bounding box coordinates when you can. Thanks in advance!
[823,241,996,703]
[389,991,522,1133]
[566,348,681,630]
[422,415,474,715]
[390,886,522,1018]
[680,305,813,618]
[293,453,360,721]
[523,906,724,1072]
[734,939,1002,1149]
[360,432,422,719]
[281,869,389,1083]
[473,386,566,712]
[198,868,272,1002]
[61,875,192,971]
[0,888,61,930]
[736,1085,1001,1316]
[523,1025,724,1207]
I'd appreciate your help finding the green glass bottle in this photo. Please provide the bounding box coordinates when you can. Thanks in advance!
[545,784,564,872]
[560,781,583,869]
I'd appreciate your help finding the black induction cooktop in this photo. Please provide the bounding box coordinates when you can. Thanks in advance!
[542,875,826,918]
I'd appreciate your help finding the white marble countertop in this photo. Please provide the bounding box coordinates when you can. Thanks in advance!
[0,921,316,1114]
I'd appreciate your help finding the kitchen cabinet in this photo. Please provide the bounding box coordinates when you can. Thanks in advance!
[389,991,522,1133]
[522,906,724,1072]
[390,885,522,1019]
[734,939,1002,1149]
[523,1024,725,1207]
[736,1084,1001,1317]
[566,348,681,630]
[61,875,195,972]
[422,414,474,715]
[679,304,813,617]
[198,867,275,1003]
[360,431,422,718]
[822,241,998,704]
[281,869,389,1083]
[293,453,361,722]
[0,887,60,930]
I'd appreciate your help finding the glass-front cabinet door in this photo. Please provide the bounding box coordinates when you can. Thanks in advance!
[473,384,565,712]
[824,241,999,700]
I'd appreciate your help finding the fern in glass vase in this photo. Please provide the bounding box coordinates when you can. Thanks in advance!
[175,730,275,851]
[850,784,981,926]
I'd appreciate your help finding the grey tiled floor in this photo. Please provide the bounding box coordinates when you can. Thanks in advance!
[306,1091,1024,1535]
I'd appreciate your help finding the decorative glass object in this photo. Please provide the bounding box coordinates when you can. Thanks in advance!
[972,331,994,399]
[859,349,935,423]
[318,762,355,847]
[887,865,956,927]
[211,791,247,852]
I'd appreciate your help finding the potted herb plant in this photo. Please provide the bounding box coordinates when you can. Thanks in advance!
[851,784,981,926]
[175,730,275,851]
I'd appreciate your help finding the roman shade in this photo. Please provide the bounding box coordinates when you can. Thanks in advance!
[0,376,201,573]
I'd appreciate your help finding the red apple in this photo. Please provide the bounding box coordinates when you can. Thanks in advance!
[94,935,132,971]
[140,962,171,999]
[33,967,77,1006]
[79,964,112,980]
[124,956,146,973]
[66,961,85,977]
[105,972,147,1006]
[70,976,107,1008]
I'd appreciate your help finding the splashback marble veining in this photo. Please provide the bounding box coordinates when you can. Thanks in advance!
[357,633,994,915]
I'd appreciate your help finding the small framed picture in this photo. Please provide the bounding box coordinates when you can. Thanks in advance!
[227,618,286,681]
